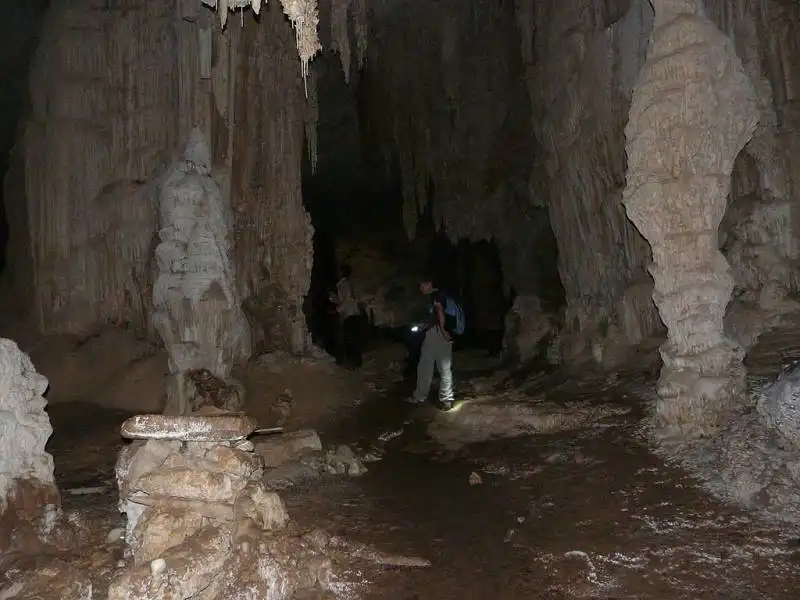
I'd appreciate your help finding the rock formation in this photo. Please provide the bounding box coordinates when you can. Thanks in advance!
[673,362,800,525]
[3,0,800,446]
[709,0,800,350]
[7,0,315,356]
[622,0,759,439]
[502,295,554,364]
[0,339,60,554]
[524,0,661,363]
[111,411,332,599]
[153,130,251,415]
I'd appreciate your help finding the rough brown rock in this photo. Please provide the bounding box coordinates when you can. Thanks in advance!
[253,429,323,468]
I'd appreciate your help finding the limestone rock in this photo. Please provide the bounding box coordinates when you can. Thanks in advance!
[757,362,800,450]
[622,0,759,438]
[130,508,205,565]
[502,295,554,363]
[108,525,232,600]
[110,410,329,600]
[673,369,800,525]
[0,558,93,600]
[0,338,60,553]
[186,368,245,413]
[253,429,323,468]
[120,413,258,442]
[324,445,367,477]
[133,467,246,504]
[152,130,251,415]
[234,482,289,531]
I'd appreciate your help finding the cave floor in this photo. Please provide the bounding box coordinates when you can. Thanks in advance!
[7,338,800,599]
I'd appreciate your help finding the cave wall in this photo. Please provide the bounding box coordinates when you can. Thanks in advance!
[363,0,800,367]
[708,0,800,349]
[5,0,313,354]
[361,0,661,364]
[525,0,662,361]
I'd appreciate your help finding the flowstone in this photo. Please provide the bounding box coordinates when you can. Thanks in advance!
[0,339,60,553]
[152,130,251,416]
[622,0,759,439]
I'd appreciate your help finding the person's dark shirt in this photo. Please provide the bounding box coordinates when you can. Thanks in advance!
[428,290,456,333]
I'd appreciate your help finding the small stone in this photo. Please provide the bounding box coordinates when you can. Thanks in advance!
[469,472,483,485]
[150,558,166,577]
[234,482,289,531]
[346,460,367,477]
[234,439,254,452]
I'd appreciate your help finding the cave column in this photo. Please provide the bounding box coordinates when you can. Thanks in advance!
[622,0,759,439]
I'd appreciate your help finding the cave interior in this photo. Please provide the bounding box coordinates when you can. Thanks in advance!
[2,0,800,597]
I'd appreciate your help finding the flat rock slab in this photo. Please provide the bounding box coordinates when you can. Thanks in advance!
[253,429,323,468]
[121,414,258,442]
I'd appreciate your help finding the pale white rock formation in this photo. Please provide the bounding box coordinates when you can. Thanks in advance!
[110,413,332,600]
[0,338,60,552]
[152,130,251,415]
[622,0,759,439]
[670,364,800,525]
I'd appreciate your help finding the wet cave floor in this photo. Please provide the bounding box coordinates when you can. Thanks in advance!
[28,339,800,599]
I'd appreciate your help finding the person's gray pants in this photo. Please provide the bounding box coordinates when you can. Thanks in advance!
[413,327,454,403]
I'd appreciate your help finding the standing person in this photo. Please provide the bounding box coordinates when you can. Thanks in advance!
[406,276,465,411]
[329,264,363,368]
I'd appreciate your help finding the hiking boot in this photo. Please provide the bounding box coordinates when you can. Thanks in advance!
[439,400,456,412]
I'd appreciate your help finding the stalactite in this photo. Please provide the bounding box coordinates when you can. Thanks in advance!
[202,0,322,83]
[330,0,352,83]
[622,0,759,439]
[363,0,538,292]
[304,67,320,172]
[352,0,369,69]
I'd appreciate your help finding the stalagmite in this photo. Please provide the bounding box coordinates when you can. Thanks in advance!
[152,130,251,416]
[0,339,60,553]
[622,0,759,439]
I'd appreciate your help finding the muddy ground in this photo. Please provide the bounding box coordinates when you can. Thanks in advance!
[3,332,800,599]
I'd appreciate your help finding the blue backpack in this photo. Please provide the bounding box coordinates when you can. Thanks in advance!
[442,295,466,335]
